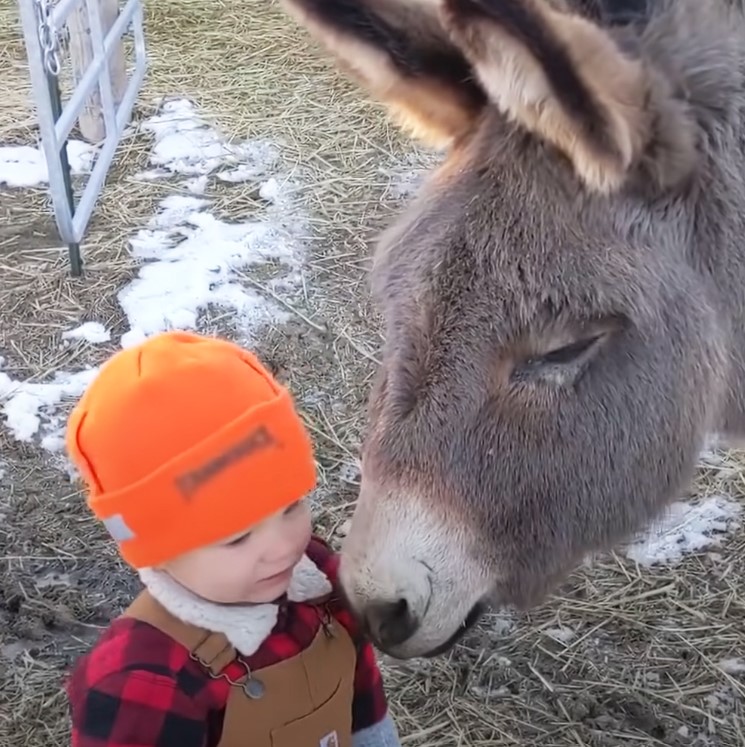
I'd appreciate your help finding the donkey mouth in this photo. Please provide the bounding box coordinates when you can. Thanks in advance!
[421,601,487,658]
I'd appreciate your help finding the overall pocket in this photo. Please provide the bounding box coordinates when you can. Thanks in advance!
[270,677,352,747]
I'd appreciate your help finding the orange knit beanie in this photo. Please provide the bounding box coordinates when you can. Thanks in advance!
[65,330,317,568]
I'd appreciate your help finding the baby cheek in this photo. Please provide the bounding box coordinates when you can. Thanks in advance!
[209,555,259,601]
[293,504,313,538]
[290,518,312,556]
[229,543,262,575]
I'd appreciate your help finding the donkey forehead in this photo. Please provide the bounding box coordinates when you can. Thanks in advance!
[373,144,663,335]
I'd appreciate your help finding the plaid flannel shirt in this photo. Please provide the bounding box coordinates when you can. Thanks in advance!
[67,537,388,747]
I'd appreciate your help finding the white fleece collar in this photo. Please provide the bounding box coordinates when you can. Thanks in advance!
[138,553,333,656]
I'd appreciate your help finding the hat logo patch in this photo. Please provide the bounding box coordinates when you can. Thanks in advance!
[175,425,276,500]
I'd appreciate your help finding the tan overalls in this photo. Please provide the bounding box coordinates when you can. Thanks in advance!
[124,591,357,747]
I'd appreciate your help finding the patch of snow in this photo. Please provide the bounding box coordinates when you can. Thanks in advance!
[1,640,36,661]
[697,437,742,479]
[623,496,742,567]
[63,322,111,345]
[718,658,745,675]
[259,177,282,203]
[704,685,738,717]
[487,655,512,669]
[0,368,99,445]
[140,98,278,179]
[0,140,96,188]
[387,168,426,200]
[699,448,729,469]
[134,168,168,181]
[486,612,516,638]
[40,431,66,453]
[544,626,576,645]
[217,167,255,184]
[338,461,361,485]
[382,149,441,201]
[119,98,306,349]
[35,571,73,589]
[217,143,278,183]
[119,203,299,348]
[185,175,208,194]
[469,684,511,698]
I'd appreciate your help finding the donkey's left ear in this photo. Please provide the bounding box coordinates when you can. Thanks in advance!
[278,0,488,150]
[440,0,696,193]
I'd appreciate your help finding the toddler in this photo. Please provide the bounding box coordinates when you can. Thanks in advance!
[65,330,400,747]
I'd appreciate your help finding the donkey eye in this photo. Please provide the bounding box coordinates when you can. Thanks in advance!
[538,335,602,365]
[511,333,605,384]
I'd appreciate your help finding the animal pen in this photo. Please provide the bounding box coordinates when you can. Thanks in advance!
[17,0,147,276]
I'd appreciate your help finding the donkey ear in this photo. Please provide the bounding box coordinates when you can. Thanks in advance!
[278,0,488,148]
[439,0,692,193]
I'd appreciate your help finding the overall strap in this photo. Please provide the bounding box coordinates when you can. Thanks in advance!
[218,617,357,747]
[123,590,238,675]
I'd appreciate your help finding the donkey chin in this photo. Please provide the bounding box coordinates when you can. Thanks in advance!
[337,492,495,659]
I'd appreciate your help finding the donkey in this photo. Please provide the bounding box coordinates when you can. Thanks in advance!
[280,0,745,659]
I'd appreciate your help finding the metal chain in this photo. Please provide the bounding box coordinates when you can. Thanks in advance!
[32,0,61,77]
[188,651,266,700]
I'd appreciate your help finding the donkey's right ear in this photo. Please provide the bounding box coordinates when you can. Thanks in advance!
[279,0,488,148]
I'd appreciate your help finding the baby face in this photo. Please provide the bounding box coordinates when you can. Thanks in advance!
[161,499,313,604]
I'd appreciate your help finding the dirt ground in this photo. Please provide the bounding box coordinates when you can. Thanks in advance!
[1,1,744,746]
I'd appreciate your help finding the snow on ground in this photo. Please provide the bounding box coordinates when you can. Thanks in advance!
[385,167,426,201]
[622,495,742,567]
[543,626,576,645]
[718,657,745,675]
[119,99,304,349]
[381,148,441,201]
[0,97,307,465]
[338,460,361,486]
[0,140,96,188]
[0,368,99,449]
[62,322,111,344]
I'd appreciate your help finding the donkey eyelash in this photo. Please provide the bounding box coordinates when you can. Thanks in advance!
[517,335,602,372]
[539,334,603,365]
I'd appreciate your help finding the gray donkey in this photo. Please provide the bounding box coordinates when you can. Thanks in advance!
[280,0,745,659]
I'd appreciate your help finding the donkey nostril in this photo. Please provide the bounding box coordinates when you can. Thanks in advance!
[366,598,418,649]
[384,598,409,632]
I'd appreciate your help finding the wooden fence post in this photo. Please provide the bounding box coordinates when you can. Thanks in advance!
[67,0,127,143]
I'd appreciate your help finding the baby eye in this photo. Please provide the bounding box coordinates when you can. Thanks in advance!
[225,531,251,547]
[283,501,302,515]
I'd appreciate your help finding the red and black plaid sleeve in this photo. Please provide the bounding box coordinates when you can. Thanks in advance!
[70,669,207,747]
[67,619,226,747]
[306,536,390,733]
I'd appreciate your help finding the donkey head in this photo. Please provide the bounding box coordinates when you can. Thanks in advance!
[282,0,734,658]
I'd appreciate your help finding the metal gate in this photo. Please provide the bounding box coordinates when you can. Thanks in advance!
[17,0,147,275]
